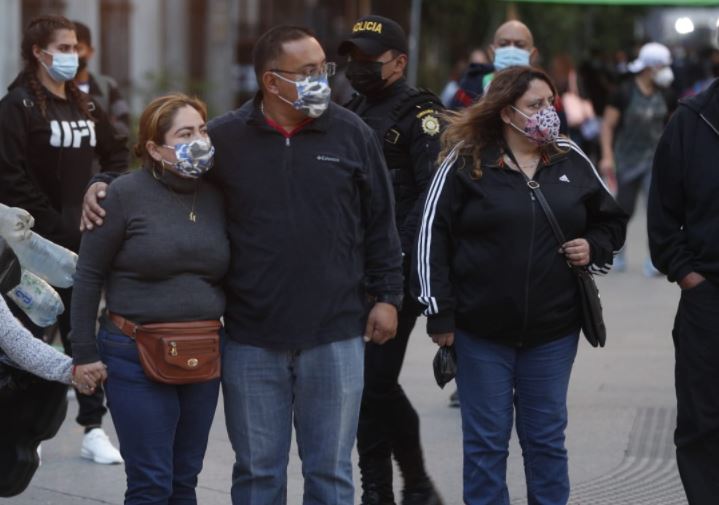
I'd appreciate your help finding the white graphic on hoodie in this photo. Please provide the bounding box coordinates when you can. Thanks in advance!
[49,120,96,148]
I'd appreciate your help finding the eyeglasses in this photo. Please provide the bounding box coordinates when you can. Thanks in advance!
[270,62,336,79]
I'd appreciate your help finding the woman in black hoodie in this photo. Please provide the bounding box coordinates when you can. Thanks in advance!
[0,15,127,464]
[412,67,626,504]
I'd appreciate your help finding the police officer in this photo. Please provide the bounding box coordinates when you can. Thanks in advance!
[339,15,443,505]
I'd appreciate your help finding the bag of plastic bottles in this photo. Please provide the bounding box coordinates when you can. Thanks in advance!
[0,204,77,288]
[5,270,65,328]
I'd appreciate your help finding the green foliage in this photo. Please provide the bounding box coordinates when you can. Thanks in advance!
[516,3,648,61]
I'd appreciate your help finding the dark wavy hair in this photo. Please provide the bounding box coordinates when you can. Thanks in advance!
[438,66,560,179]
[20,15,92,120]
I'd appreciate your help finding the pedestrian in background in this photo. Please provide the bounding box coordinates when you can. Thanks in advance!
[413,66,626,505]
[73,20,130,138]
[449,20,537,109]
[599,42,675,276]
[0,14,126,465]
[340,14,443,505]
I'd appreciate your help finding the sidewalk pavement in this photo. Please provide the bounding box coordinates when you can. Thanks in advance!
[6,213,687,504]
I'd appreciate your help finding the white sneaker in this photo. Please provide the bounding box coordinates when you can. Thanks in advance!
[80,428,123,464]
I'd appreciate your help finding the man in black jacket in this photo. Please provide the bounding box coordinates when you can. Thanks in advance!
[339,15,442,505]
[648,73,719,504]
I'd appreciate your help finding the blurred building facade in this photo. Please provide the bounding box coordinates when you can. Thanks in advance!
[1,0,414,116]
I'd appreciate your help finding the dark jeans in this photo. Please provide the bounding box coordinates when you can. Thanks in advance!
[672,280,719,505]
[616,169,651,220]
[356,294,424,470]
[455,330,579,505]
[98,326,219,505]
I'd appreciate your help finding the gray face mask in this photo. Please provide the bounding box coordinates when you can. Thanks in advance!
[273,73,332,118]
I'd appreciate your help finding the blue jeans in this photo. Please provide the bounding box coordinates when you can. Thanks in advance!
[455,331,579,505]
[222,336,364,505]
[98,327,220,505]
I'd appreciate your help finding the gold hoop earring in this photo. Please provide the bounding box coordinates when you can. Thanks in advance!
[150,163,164,180]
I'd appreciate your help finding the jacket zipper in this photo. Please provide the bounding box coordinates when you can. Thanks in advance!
[700,113,719,138]
[520,190,537,347]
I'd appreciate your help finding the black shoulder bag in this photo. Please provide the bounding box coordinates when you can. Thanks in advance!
[522,174,607,348]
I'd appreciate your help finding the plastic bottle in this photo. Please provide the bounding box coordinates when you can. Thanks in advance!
[6,270,65,328]
[0,204,77,288]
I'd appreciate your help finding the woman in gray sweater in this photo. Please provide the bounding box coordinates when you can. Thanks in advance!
[70,93,230,505]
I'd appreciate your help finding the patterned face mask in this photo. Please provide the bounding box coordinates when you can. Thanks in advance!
[162,138,215,178]
[273,73,332,118]
[510,105,561,145]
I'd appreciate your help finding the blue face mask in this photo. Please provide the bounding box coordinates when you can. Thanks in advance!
[41,50,79,82]
[493,46,531,71]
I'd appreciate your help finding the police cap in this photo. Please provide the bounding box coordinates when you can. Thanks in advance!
[338,15,409,57]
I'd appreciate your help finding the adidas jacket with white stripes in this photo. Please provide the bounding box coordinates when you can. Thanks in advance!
[411,140,627,347]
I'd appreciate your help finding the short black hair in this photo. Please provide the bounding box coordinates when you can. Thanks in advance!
[252,25,315,85]
[73,20,91,46]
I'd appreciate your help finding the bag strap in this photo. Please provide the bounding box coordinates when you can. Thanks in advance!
[527,179,567,247]
[503,149,567,247]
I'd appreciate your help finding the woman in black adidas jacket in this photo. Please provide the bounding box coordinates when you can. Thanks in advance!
[0,15,127,464]
[412,67,626,504]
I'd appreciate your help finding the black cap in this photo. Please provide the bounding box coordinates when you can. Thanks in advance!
[338,15,408,57]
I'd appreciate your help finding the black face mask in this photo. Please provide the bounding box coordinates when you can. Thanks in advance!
[78,57,88,73]
[346,60,387,96]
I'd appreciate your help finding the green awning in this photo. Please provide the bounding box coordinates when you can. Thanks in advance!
[507,0,719,4]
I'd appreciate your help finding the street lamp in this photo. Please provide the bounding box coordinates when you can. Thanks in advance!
[675,17,694,35]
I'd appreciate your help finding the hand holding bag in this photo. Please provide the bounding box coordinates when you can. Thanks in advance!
[109,312,221,384]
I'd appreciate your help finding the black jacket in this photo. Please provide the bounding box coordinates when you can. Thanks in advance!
[0,77,128,251]
[412,140,627,347]
[207,95,403,350]
[345,79,443,254]
[648,78,719,285]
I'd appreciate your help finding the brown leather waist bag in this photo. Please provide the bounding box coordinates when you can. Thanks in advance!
[108,312,221,385]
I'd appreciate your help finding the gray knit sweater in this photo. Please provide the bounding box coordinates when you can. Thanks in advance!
[0,295,72,384]
[71,168,230,364]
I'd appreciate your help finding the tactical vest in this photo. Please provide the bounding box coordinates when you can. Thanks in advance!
[346,87,441,208]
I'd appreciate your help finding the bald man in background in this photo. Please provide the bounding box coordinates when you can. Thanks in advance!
[450,20,537,108]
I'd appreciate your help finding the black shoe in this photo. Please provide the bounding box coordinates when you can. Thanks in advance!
[362,488,397,505]
[401,482,443,505]
[448,389,460,408]
[360,455,396,505]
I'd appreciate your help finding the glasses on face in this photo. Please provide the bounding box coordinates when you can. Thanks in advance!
[270,61,336,80]
[521,98,555,113]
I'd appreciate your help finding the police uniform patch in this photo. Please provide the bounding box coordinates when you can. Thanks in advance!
[420,114,440,136]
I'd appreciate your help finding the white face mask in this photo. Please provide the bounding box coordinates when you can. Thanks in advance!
[652,67,674,88]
